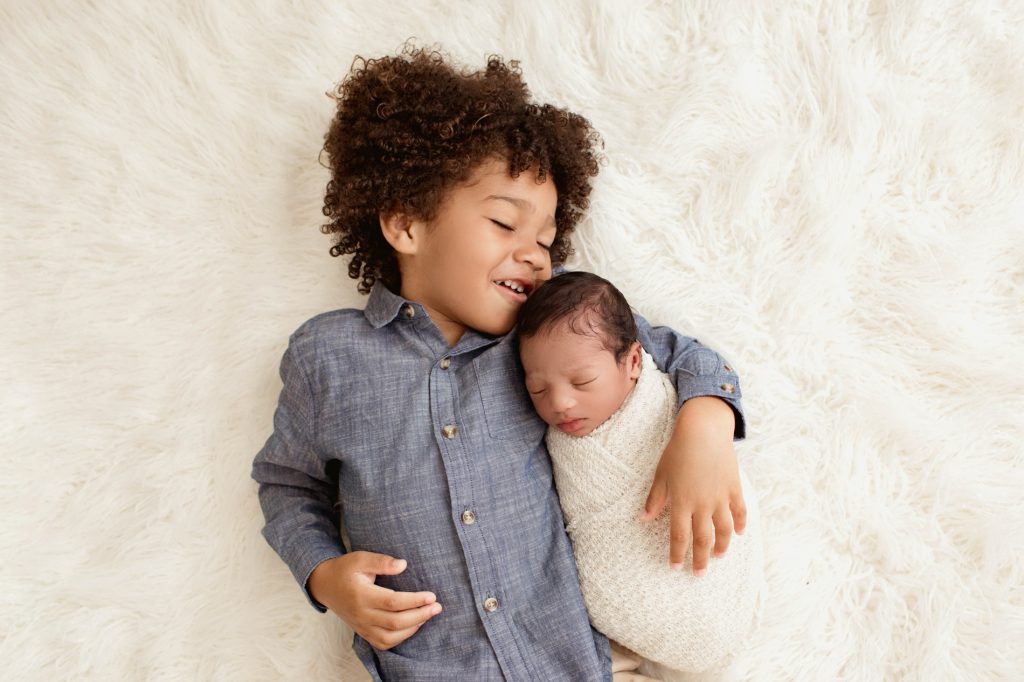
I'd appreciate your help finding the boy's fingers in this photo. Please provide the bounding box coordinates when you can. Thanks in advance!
[366,623,424,651]
[369,585,437,613]
[690,515,715,576]
[712,507,733,557]
[730,495,748,535]
[668,510,692,568]
[355,551,408,576]
[641,476,668,522]
[372,601,443,631]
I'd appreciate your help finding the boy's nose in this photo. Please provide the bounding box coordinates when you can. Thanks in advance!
[514,239,548,269]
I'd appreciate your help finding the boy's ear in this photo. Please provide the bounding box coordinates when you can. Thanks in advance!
[380,212,422,255]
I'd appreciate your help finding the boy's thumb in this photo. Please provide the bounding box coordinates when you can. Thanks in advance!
[370,553,407,575]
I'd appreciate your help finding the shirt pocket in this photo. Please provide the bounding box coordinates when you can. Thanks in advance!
[470,349,546,442]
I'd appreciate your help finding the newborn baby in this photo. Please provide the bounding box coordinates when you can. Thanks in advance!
[516,272,763,675]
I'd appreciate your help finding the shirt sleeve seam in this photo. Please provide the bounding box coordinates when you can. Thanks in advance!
[292,336,321,447]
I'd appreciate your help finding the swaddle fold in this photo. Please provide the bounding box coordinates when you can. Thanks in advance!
[547,350,763,673]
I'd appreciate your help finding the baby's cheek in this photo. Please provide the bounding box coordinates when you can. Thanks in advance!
[528,396,551,425]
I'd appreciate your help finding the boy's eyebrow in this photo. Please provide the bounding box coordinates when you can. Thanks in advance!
[486,194,529,208]
[485,195,556,228]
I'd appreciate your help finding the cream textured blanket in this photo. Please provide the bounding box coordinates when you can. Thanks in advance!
[547,350,763,673]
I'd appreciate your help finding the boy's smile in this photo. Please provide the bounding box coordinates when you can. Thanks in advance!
[494,278,533,302]
[384,157,558,346]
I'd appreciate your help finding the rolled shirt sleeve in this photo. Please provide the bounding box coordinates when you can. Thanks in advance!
[634,312,746,441]
[251,330,345,612]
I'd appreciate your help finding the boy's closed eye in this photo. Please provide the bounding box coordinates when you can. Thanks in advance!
[489,218,554,250]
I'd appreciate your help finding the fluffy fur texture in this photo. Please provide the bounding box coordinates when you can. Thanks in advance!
[2,1,1022,680]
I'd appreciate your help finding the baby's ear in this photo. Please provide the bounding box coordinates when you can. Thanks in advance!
[627,341,643,380]
[380,212,420,255]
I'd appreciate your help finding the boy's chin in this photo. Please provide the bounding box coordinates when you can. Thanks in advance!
[473,315,516,337]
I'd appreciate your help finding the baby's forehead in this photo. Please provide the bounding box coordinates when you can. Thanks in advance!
[523,320,615,358]
[549,324,602,347]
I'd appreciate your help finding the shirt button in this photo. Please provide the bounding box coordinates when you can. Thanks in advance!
[723,364,733,372]
[402,304,415,318]
[440,357,451,370]
[720,383,735,393]
[461,510,477,525]
[483,597,499,613]
[442,424,458,439]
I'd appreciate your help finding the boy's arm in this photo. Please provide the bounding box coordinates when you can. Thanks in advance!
[251,336,345,612]
[634,315,745,437]
[252,334,443,649]
[633,313,747,576]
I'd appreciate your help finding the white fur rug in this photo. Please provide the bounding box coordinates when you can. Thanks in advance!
[3,1,1022,680]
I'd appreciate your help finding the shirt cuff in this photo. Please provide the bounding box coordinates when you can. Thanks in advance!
[673,372,746,441]
[290,543,346,613]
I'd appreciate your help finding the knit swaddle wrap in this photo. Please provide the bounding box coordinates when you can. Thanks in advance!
[546,350,762,673]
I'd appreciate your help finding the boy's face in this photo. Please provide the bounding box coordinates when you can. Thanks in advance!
[519,321,642,437]
[393,157,558,345]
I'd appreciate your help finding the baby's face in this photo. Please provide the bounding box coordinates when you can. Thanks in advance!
[519,322,641,437]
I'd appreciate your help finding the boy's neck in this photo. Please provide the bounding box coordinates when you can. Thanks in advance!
[435,319,466,347]
[399,288,466,347]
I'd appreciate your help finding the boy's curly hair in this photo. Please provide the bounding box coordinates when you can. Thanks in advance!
[320,43,603,294]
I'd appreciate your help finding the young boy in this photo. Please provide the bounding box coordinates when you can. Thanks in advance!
[516,272,762,676]
[252,45,747,682]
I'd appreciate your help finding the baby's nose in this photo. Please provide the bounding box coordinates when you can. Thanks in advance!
[551,390,576,412]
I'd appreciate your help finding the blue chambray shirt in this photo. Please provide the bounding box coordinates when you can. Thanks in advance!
[252,279,745,682]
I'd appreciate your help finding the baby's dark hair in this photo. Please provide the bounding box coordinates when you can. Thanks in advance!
[517,272,638,363]
[320,42,604,294]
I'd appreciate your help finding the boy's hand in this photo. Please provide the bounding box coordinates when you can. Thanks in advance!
[640,396,746,576]
[307,551,442,651]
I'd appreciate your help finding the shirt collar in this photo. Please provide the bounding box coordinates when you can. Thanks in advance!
[365,268,572,330]
[362,280,508,354]
[363,281,411,328]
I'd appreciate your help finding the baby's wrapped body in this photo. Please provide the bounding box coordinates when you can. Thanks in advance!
[546,350,763,673]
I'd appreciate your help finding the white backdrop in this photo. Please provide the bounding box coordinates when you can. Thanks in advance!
[2,1,1022,680]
